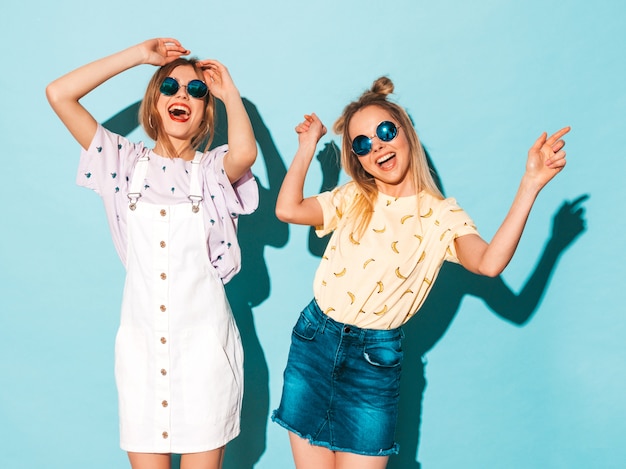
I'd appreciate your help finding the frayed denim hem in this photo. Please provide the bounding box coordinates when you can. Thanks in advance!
[271,410,400,457]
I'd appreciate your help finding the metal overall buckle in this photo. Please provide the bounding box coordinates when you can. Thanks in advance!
[127,193,142,211]
[188,195,203,213]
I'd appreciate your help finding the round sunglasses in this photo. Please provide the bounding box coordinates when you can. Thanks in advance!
[351,121,400,156]
[160,76,208,99]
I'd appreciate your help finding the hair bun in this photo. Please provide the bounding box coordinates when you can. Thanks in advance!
[332,76,396,135]
[370,76,394,97]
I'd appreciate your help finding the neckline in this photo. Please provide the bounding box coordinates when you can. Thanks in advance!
[149,149,201,162]
[377,190,425,203]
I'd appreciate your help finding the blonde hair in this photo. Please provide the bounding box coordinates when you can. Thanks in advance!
[333,76,444,236]
[139,58,215,158]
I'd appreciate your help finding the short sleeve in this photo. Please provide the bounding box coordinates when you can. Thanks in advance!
[75,124,148,265]
[204,146,259,218]
[439,197,480,263]
[76,124,146,195]
[314,183,358,237]
[201,146,259,283]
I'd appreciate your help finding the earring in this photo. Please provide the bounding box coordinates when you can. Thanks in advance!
[149,115,155,129]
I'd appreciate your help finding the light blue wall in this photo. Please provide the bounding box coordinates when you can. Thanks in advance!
[1,1,624,468]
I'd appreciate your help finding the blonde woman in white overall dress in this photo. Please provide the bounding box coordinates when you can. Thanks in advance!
[46,38,258,469]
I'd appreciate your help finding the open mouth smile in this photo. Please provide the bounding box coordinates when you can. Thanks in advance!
[376,152,396,168]
[168,103,191,122]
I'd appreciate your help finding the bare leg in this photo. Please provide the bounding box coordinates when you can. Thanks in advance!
[180,447,225,469]
[128,453,170,469]
[289,432,390,469]
[336,451,389,469]
[289,432,336,469]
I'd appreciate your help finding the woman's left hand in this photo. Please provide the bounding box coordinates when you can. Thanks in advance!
[197,59,239,101]
[526,126,570,189]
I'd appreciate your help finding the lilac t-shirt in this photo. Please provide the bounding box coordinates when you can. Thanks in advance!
[77,124,258,283]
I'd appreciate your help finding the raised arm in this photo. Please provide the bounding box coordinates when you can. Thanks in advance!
[455,126,570,277]
[275,113,327,226]
[198,60,257,183]
[46,38,190,150]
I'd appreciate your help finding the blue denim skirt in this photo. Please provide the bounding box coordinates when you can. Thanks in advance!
[272,299,403,456]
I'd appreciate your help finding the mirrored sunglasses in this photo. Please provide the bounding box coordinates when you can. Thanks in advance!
[160,76,208,99]
[351,121,399,156]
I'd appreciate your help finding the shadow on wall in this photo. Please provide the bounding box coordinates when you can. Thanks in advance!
[216,99,289,469]
[308,145,589,469]
[105,100,589,468]
[103,97,289,469]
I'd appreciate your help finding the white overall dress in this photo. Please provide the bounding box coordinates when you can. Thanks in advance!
[116,153,243,454]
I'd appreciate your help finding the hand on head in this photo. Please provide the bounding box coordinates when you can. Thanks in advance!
[196,59,238,101]
[141,38,190,66]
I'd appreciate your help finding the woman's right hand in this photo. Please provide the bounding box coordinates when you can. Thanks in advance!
[275,113,327,226]
[296,113,327,147]
[139,38,190,66]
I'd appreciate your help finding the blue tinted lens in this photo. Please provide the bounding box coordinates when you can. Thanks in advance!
[352,135,372,156]
[377,121,398,142]
[186,79,208,99]
[159,77,208,99]
[160,77,179,96]
[351,121,399,156]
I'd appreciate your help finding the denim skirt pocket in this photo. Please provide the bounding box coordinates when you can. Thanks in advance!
[292,308,319,341]
[362,339,403,368]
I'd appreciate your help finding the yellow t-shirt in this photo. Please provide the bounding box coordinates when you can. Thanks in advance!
[314,182,479,329]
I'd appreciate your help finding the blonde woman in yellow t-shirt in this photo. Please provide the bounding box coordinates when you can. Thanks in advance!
[272,76,569,469]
